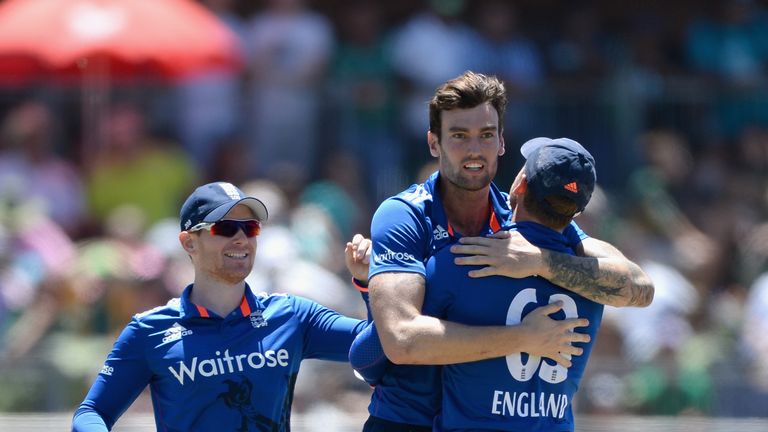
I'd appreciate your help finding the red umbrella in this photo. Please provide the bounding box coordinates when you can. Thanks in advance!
[0,0,243,82]
[0,0,244,168]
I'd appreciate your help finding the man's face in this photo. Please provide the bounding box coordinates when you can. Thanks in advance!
[188,204,258,285]
[429,102,505,192]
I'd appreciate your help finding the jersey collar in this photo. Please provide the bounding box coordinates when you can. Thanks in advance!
[180,283,262,320]
[427,171,511,238]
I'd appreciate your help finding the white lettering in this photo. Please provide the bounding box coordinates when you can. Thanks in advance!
[506,290,579,384]
[517,392,529,417]
[492,391,503,414]
[169,358,198,385]
[373,249,416,264]
[531,392,541,417]
[168,349,291,385]
[277,349,289,366]
[504,391,515,415]
[546,393,558,417]
[490,390,569,419]
[248,352,265,368]
[558,395,568,418]
[199,359,217,377]
[215,352,225,373]
[265,350,277,367]
[222,350,235,373]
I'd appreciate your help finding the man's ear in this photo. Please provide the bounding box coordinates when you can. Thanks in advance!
[428,131,440,157]
[510,170,528,196]
[498,135,506,156]
[179,231,195,254]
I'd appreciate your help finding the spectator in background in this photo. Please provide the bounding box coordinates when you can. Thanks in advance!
[465,0,546,157]
[245,0,333,189]
[0,101,86,236]
[467,1,544,95]
[546,3,614,82]
[387,0,475,172]
[329,0,405,204]
[0,196,77,361]
[175,0,248,175]
[86,103,197,228]
[685,0,768,137]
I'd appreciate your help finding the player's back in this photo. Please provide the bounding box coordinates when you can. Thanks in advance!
[423,222,604,432]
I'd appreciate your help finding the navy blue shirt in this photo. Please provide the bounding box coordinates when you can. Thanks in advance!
[72,284,366,431]
[360,172,587,426]
[424,222,604,431]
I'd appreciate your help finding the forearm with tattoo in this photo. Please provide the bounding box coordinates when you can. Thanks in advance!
[541,250,654,307]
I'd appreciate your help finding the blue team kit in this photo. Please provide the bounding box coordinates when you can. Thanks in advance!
[424,221,603,432]
[357,171,590,429]
[73,285,366,431]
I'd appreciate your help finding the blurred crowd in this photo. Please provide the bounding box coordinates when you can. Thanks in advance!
[1,0,768,420]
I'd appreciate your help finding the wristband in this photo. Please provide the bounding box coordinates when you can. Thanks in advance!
[352,278,369,292]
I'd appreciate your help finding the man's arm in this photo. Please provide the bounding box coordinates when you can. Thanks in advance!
[451,232,654,307]
[551,237,654,307]
[72,319,153,431]
[369,272,590,366]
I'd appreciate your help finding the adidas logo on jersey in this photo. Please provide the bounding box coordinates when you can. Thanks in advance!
[433,225,449,240]
[162,322,193,344]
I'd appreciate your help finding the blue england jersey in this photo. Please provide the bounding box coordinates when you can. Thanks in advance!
[360,172,587,427]
[423,221,603,432]
[72,284,366,432]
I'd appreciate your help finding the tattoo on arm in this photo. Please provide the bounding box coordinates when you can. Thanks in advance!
[543,250,653,307]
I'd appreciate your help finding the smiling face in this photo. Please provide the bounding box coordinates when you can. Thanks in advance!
[181,204,258,285]
[428,102,505,192]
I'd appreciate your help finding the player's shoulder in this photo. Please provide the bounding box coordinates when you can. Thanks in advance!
[254,291,304,311]
[133,298,183,325]
[256,292,328,319]
[377,180,436,220]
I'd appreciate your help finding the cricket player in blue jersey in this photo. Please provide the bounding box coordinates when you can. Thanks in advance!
[72,181,371,432]
[424,137,608,431]
[354,71,654,431]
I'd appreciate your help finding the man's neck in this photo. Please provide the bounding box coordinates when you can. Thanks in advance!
[512,205,566,233]
[440,181,492,237]
[190,277,247,317]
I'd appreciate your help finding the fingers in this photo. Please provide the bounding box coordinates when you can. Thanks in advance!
[348,234,372,262]
[453,253,491,265]
[457,236,493,246]
[360,242,371,263]
[563,318,591,333]
[549,354,572,368]
[466,267,497,278]
[532,301,564,316]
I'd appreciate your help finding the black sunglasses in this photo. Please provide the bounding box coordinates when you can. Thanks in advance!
[189,219,261,238]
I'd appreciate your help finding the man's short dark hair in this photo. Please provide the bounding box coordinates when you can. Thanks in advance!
[523,192,578,231]
[428,71,507,140]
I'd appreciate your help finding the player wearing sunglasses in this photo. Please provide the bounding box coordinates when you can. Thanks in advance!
[72,182,372,432]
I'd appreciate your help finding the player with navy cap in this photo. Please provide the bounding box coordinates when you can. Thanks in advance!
[423,137,610,431]
[354,71,654,432]
[72,181,371,432]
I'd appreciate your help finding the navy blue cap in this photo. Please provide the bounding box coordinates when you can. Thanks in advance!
[180,182,268,231]
[520,137,596,213]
